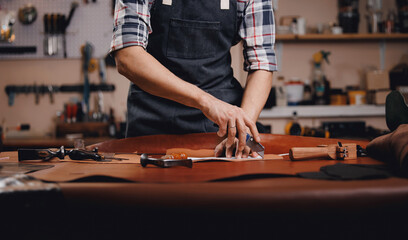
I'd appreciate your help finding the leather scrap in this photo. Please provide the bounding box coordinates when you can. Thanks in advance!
[298,163,394,180]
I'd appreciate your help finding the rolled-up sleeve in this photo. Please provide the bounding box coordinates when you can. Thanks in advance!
[110,0,153,53]
[239,0,277,72]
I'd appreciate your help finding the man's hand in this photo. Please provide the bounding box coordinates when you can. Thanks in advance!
[199,95,260,159]
[214,137,260,159]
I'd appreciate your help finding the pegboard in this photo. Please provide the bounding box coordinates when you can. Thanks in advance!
[0,0,114,59]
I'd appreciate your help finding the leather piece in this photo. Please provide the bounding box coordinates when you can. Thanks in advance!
[298,163,394,180]
[28,157,380,183]
[165,148,283,160]
[89,133,369,155]
[367,124,408,176]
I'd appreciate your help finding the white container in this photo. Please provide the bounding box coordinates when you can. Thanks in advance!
[331,26,343,35]
[297,18,306,35]
[286,80,304,105]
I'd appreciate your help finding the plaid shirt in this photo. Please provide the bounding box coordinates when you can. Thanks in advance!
[111,0,277,72]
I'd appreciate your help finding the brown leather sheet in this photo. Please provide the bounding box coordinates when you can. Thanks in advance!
[89,133,370,154]
[27,156,380,183]
[3,133,375,183]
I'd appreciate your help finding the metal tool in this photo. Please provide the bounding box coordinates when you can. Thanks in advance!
[18,4,37,25]
[43,14,52,55]
[18,146,128,162]
[18,146,66,161]
[82,42,93,116]
[34,83,40,104]
[48,85,54,104]
[140,153,193,168]
[62,2,79,58]
[245,133,265,158]
[51,13,58,55]
[67,149,128,162]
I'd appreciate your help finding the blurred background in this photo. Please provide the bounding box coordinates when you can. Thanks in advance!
[1,0,408,151]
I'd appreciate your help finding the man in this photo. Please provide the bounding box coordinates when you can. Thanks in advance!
[111,0,277,158]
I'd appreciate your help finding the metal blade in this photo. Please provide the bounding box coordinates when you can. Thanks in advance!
[246,134,265,158]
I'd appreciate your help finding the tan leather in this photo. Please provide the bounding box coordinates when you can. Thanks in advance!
[165,148,283,160]
[89,133,369,155]
[367,124,408,176]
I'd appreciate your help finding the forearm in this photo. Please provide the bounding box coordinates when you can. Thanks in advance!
[241,70,273,122]
[114,46,213,110]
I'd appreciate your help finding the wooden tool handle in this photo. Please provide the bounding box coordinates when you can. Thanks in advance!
[289,147,332,161]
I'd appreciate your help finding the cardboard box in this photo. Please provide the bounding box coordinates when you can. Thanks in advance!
[366,70,390,90]
[367,90,391,105]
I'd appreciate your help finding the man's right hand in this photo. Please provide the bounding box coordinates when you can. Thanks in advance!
[199,95,260,159]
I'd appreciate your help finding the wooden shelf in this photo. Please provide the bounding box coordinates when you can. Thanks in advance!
[260,105,385,119]
[276,33,408,41]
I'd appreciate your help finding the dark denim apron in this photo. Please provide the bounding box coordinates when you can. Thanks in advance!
[126,0,243,137]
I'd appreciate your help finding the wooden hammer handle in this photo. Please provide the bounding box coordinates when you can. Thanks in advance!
[289,147,333,161]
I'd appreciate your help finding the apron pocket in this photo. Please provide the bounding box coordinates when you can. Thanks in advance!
[167,18,220,59]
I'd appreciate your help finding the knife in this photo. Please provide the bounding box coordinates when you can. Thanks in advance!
[245,133,265,159]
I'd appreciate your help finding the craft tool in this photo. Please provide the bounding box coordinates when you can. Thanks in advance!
[140,153,193,168]
[18,146,128,162]
[289,142,358,161]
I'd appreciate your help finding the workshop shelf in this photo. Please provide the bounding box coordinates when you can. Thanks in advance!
[260,105,385,119]
[276,33,408,41]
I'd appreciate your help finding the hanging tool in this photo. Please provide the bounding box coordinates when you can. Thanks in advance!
[43,14,51,55]
[34,83,40,104]
[52,13,58,55]
[62,2,79,58]
[95,58,107,120]
[140,153,193,168]
[7,91,15,106]
[18,146,128,162]
[48,85,54,104]
[289,142,357,161]
[18,4,38,25]
[81,42,93,117]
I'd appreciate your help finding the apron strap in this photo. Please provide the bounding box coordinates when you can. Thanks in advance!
[161,0,229,10]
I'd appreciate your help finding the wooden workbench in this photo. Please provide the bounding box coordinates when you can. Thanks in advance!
[1,133,408,240]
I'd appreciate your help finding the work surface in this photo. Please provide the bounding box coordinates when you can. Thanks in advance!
[1,133,408,240]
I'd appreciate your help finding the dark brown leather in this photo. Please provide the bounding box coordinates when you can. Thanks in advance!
[367,124,408,176]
